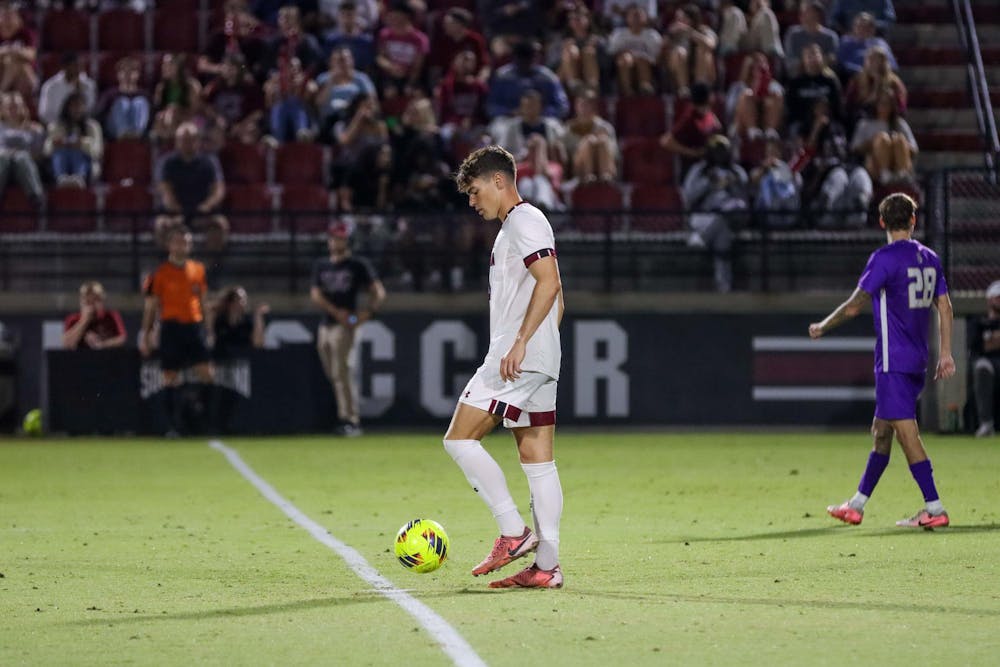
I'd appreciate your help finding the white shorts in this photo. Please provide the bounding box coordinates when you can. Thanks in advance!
[458,363,557,429]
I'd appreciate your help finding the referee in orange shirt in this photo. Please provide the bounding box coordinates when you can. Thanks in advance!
[140,227,214,436]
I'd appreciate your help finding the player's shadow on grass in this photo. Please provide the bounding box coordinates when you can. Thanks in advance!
[672,522,1000,543]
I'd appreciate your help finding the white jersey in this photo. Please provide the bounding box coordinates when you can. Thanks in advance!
[485,201,561,380]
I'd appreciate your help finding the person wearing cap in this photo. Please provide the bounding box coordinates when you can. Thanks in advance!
[62,281,127,351]
[310,222,386,436]
[970,280,1000,437]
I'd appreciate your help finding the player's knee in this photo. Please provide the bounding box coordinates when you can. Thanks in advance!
[443,438,475,460]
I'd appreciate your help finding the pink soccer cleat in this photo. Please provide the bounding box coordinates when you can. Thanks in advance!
[488,564,563,589]
[471,527,539,576]
[827,502,864,525]
[895,510,950,529]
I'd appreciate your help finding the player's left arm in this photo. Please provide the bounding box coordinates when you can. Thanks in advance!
[500,256,562,382]
[359,280,387,324]
[809,287,871,338]
[933,292,956,380]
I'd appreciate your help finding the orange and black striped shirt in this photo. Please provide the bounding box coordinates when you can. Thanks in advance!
[144,260,207,323]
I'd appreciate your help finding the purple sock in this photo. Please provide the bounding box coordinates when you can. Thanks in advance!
[909,459,939,502]
[857,451,891,497]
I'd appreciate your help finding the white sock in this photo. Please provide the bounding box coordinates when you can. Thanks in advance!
[848,492,869,511]
[926,499,945,515]
[443,439,525,536]
[522,461,562,570]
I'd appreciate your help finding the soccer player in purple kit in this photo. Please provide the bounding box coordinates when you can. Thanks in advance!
[809,193,956,528]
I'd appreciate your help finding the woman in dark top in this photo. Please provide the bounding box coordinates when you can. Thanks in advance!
[210,285,268,360]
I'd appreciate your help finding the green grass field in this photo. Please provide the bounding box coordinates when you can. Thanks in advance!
[2,432,999,666]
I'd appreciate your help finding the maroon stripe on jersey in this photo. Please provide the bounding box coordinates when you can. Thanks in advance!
[490,252,495,266]
[523,248,557,268]
[529,411,556,426]
[753,352,872,385]
[502,201,528,223]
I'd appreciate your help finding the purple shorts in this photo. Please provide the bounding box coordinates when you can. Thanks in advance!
[874,372,926,421]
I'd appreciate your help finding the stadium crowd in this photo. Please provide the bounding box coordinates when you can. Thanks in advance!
[0,0,919,291]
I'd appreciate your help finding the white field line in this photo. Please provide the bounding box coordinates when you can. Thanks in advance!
[209,440,488,667]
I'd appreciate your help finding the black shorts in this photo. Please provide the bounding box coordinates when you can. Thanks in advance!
[160,320,210,372]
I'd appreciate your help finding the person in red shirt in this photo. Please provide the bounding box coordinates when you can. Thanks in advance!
[0,2,37,100]
[428,8,490,87]
[436,49,488,148]
[376,2,429,102]
[62,282,127,351]
[659,81,722,172]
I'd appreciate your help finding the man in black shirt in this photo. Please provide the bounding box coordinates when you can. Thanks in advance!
[971,280,1000,437]
[154,122,229,253]
[310,221,386,436]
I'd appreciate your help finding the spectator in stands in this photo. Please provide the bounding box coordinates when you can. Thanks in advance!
[318,0,378,32]
[845,45,905,122]
[347,143,396,210]
[435,49,488,150]
[375,2,429,104]
[837,12,897,78]
[483,0,543,62]
[391,97,452,211]
[331,92,388,210]
[200,0,269,80]
[783,1,839,77]
[608,4,663,97]
[0,92,44,206]
[152,53,203,145]
[489,89,567,210]
[970,280,1000,438]
[785,43,842,137]
[486,40,569,120]
[563,88,618,184]
[62,281,127,351]
[44,92,103,187]
[664,2,718,95]
[38,52,96,127]
[264,56,318,142]
[203,53,265,145]
[547,3,604,97]
[850,89,917,185]
[155,123,229,253]
[0,1,36,100]
[322,1,376,73]
[681,134,748,293]
[602,0,657,28]
[750,137,800,228]
[428,8,489,88]
[660,82,722,171]
[725,52,784,141]
[740,0,783,58]
[96,56,151,141]
[718,0,747,56]
[791,95,871,227]
[315,47,375,142]
[829,0,895,34]
[263,5,324,78]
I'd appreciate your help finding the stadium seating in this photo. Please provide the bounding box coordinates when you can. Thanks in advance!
[0,188,39,233]
[571,182,624,233]
[47,187,98,233]
[621,137,674,185]
[224,184,274,233]
[153,10,199,54]
[97,9,145,52]
[103,184,154,233]
[614,96,667,138]
[274,142,326,186]
[278,184,333,234]
[630,184,684,231]
[103,139,153,186]
[42,8,91,53]
[220,142,268,185]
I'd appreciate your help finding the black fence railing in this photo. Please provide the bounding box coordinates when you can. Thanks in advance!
[953,0,1000,171]
[1,206,906,295]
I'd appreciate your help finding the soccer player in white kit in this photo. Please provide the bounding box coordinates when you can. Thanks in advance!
[445,146,565,589]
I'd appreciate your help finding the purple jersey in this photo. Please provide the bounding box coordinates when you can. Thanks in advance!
[858,239,947,374]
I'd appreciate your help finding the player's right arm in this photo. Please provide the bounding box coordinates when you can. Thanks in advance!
[309,286,349,326]
[809,287,871,338]
[934,292,956,380]
[139,295,158,358]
